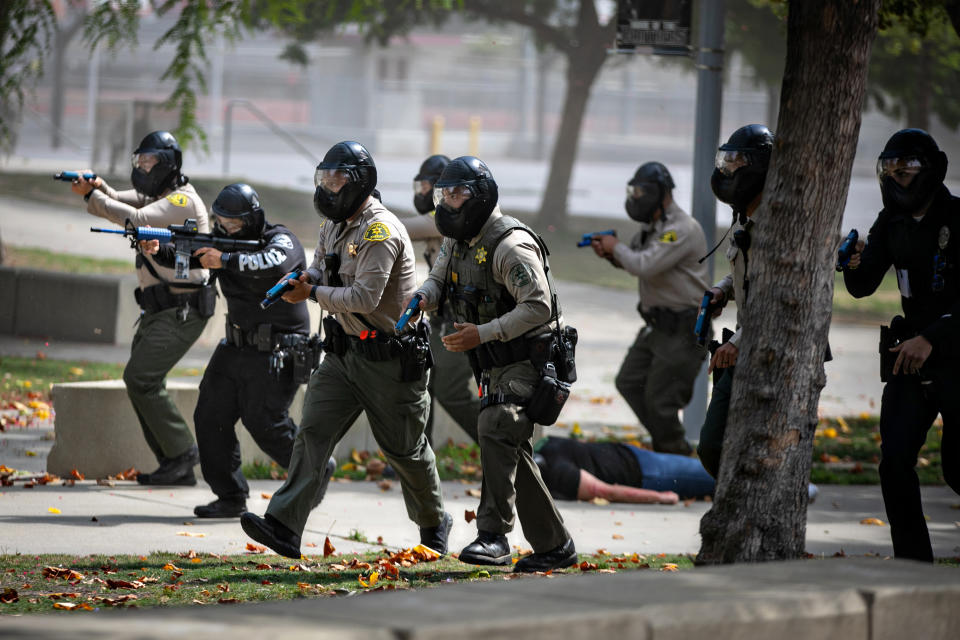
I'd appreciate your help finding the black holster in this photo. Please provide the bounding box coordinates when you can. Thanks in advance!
[880,316,914,382]
[321,315,349,356]
[136,284,216,318]
[269,333,321,384]
[524,363,570,426]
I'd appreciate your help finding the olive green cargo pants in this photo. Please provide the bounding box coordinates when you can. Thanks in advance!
[615,325,706,454]
[476,360,570,553]
[267,349,445,535]
[123,307,207,462]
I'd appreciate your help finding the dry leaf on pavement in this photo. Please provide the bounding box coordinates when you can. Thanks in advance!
[860,517,885,526]
[464,509,476,523]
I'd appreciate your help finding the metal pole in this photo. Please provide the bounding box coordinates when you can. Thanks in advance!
[683,0,725,441]
[222,100,233,176]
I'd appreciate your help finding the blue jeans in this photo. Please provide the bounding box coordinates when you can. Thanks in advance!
[629,446,715,498]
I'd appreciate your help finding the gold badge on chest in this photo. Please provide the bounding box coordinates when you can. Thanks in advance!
[347,243,358,257]
[475,246,488,264]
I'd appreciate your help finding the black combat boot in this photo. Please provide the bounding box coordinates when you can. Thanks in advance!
[513,538,577,573]
[194,497,247,518]
[458,531,512,566]
[240,512,302,559]
[419,512,453,555]
[137,445,199,486]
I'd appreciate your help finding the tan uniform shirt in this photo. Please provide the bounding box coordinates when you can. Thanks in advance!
[86,181,209,293]
[714,217,753,346]
[611,201,710,314]
[305,198,418,337]
[418,208,554,344]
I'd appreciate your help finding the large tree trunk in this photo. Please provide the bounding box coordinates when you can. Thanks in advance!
[536,51,606,231]
[698,0,879,564]
[905,45,930,130]
[50,11,85,149]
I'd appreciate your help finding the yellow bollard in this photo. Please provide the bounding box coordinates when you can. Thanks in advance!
[430,115,445,156]
[468,116,482,157]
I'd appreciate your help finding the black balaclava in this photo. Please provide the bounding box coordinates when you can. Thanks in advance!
[433,156,499,241]
[313,141,377,223]
[711,124,774,224]
[877,128,948,215]
[130,130,184,198]
[625,161,675,224]
[211,183,265,240]
[413,154,450,214]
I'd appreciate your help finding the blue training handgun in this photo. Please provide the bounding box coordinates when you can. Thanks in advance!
[694,291,720,346]
[53,171,97,181]
[835,229,859,271]
[576,230,616,247]
[261,270,303,309]
[395,294,423,332]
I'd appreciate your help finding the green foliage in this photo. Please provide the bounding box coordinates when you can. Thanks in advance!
[868,10,960,129]
[0,1,55,150]
[811,415,945,485]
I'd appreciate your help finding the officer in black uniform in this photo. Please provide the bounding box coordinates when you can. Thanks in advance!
[842,129,960,562]
[144,183,334,518]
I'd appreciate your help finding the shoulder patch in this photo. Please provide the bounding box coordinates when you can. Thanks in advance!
[165,193,188,207]
[272,234,295,250]
[508,263,533,288]
[658,230,678,243]
[363,221,391,242]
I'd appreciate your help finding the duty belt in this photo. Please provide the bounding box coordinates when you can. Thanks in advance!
[640,306,699,334]
[479,391,527,410]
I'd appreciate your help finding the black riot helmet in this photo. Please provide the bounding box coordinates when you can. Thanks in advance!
[877,129,948,215]
[212,183,265,240]
[413,154,451,214]
[625,161,675,224]
[433,156,499,241]
[130,130,185,198]
[711,124,774,222]
[313,141,377,223]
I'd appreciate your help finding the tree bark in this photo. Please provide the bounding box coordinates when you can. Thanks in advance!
[905,45,930,131]
[698,0,879,564]
[536,48,606,231]
[50,11,85,149]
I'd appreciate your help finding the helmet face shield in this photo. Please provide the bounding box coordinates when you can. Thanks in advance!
[315,168,354,194]
[214,214,245,235]
[131,152,161,174]
[876,156,923,186]
[626,182,659,199]
[414,179,433,195]
[434,184,474,210]
[715,150,751,177]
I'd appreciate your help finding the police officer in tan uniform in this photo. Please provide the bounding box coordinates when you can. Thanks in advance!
[71,130,213,485]
[413,156,577,573]
[590,162,709,455]
[401,154,481,444]
[241,141,450,559]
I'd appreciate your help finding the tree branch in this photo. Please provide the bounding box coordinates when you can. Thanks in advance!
[465,1,573,55]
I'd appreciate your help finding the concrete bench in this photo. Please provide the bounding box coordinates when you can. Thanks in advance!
[47,379,473,479]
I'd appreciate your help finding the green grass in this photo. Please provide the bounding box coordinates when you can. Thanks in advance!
[3,246,133,275]
[0,355,200,404]
[811,415,944,485]
[0,550,692,614]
